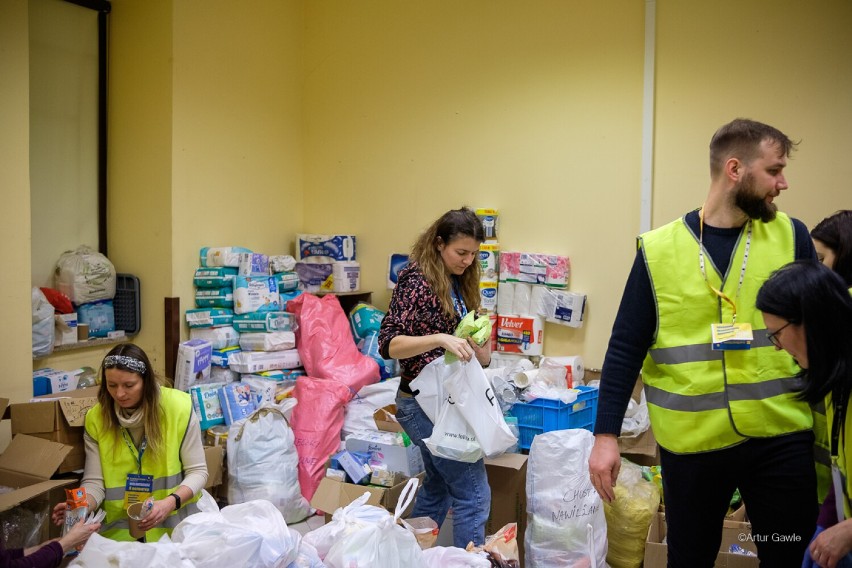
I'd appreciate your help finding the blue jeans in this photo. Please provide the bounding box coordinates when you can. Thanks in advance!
[395,395,491,547]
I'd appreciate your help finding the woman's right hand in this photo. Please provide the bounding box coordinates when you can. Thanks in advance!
[51,502,68,527]
[440,333,474,362]
[58,518,101,553]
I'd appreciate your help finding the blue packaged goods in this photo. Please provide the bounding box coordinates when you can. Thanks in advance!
[195,287,234,308]
[189,383,225,430]
[294,262,333,293]
[233,275,280,315]
[349,302,384,339]
[77,300,115,338]
[387,253,410,289]
[296,234,356,262]
[232,311,294,333]
[238,253,269,276]
[211,345,242,367]
[174,339,213,391]
[185,307,234,328]
[217,382,257,426]
[360,331,397,380]
[193,267,239,288]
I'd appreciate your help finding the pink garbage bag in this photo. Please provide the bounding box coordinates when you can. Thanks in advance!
[291,376,353,501]
[287,293,379,390]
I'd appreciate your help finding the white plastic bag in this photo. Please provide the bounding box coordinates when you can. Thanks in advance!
[620,391,650,438]
[324,477,427,568]
[31,287,55,358]
[227,400,312,523]
[54,245,116,304]
[421,546,492,567]
[68,533,189,568]
[171,490,300,568]
[343,377,401,438]
[423,389,483,463]
[525,429,608,568]
[409,357,449,423]
[444,358,516,457]
[303,491,392,559]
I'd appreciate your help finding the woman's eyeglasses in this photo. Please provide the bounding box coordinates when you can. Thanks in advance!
[766,321,793,348]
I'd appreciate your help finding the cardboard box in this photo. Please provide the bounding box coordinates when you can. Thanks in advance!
[0,416,76,546]
[310,472,424,519]
[344,436,425,477]
[203,445,224,489]
[373,405,403,433]
[10,387,99,473]
[644,512,758,568]
[484,452,528,567]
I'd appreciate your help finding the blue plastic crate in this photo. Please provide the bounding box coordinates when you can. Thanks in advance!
[510,385,598,449]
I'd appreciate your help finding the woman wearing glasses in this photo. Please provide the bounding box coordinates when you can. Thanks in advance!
[51,344,208,542]
[757,261,852,568]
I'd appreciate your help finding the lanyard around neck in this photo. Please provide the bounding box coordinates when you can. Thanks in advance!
[698,207,752,323]
[451,278,467,318]
[121,428,147,475]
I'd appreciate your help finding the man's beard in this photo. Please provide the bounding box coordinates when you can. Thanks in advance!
[733,171,777,222]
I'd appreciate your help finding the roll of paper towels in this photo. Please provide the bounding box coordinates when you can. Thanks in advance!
[511,368,538,388]
[541,355,585,384]
[496,314,544,356]
[497,282,515,314]
[513,283,533,315]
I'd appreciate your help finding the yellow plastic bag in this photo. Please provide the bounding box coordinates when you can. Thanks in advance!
[603,458,661,568]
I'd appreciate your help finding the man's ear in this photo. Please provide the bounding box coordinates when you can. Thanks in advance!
[724,157,742,182]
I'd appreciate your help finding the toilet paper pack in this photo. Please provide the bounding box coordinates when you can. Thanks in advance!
[296,234,356,262]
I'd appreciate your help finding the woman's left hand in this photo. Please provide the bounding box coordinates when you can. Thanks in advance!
[809,519,852,568]
[136,497,176,531]
[468,337,491,367]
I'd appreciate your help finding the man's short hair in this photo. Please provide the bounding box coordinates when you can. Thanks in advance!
[709,118,797,177]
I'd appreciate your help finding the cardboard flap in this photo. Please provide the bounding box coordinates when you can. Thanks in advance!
[0,479,75,513]
[34,386,99,427]
[310,477,384,514]
[0,434,73,479]
[484,452,528,470]
[373,405,403,433]
[0,398,8,421]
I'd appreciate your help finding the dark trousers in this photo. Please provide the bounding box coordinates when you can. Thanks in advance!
[661,431,817,568]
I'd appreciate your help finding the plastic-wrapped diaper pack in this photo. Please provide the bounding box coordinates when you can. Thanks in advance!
[77,300,116,338]
[199,246,252,268]
[232,311,294,333]
[185,308,234,328]
[238,331,296,352]
[189,326,240,350]
[195,287,234,308]
[218,382,257,426]
[175,339,213,392]
[189,383,226,430]
[233,275,280,315]
[193,267,238,288]
[210,345,242,367]
[227,349,302,374]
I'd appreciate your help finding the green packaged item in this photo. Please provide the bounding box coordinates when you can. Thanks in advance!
[445,311,492,363]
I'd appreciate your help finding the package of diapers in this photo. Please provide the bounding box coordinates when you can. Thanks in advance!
[241,375,279,406]
[210,366,240,384]
[232,311,294,333]
[233,275,281,315]
[274,271,300,292]
[227,349,302,374]
[211,345,242,367]
[295,262,333,293]
[269,255,296,273]
[189,326,240,350]
[54,245,117,305]
[193,267,238,288]
[238,252,270,277]
[199,246,252,268]
[218,382,257,426]
[175,339,213,391]
[189,383,226,430]
[296,234,356,262]
[195,287,234,308]
[239,331,296,352]
[77,300,115,338]
[185,307,234,328]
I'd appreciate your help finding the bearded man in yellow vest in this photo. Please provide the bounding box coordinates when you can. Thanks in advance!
[588,118,817,567]
[51,344,208,542]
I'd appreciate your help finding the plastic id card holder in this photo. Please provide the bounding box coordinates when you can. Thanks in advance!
[711,322,753,351]
[124,474,153,508]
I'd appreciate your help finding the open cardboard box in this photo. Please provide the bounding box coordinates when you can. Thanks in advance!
[310,471,425,521]
[644,511,758,568]
[0,399,76,545]
[203,445,225,489]
[9,386,99,473]
[484,452,528,567]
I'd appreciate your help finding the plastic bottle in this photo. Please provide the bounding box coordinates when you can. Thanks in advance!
[504,415,520,453]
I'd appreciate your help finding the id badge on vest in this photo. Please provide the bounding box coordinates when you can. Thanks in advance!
[710,322,753,351]
[124,473,153,508]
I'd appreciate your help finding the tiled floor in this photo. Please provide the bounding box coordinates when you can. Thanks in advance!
[291,512,327,536]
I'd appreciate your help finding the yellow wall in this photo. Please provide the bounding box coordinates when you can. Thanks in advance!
[3,0,851,452]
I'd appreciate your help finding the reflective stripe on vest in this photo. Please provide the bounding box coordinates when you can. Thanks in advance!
[813,401,832,504]
[85,387,200,541]
[826,394,852,519]
[640,211,812,454]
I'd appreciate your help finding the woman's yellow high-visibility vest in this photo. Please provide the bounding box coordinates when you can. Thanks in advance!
[640,211,812,453]
[85,387,200,541]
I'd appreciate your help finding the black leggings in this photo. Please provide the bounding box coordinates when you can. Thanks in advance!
[660,431,817,568]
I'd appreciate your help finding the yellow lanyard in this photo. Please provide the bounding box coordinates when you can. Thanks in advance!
[698,207,752,324]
